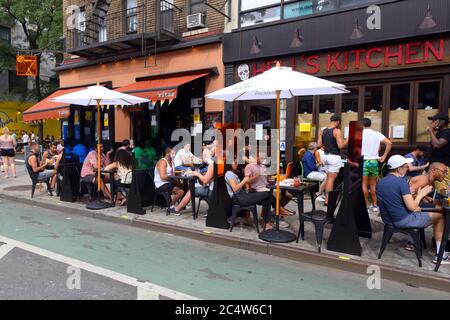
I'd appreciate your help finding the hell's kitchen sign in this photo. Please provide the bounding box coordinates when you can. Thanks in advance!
[236,38,450,79]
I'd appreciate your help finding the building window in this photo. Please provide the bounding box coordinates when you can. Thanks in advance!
[0,26,11,43]
[240,6,281,27]
[297,96,314,140]
[389,83,411,143]
[99,22,107,42]
[239,0,379,28]
[189,0,206,14]
[416,81,440,143]
[341,87,359,139]
[318,96,336,131]
[364,85,383,133]
[126,0,138,34]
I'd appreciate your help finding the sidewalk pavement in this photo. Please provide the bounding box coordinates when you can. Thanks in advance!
[1,167,449,285]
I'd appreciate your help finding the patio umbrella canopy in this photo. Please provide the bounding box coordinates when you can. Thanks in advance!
[206,63,349,243]
[49,85,149,209]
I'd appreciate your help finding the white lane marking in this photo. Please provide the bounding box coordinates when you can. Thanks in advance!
[0,243,14,260]
[0,235,198,300]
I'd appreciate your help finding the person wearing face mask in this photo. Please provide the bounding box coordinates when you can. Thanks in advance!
[427,112,450,196]
[154,147,187,215]
[377,155,448,264]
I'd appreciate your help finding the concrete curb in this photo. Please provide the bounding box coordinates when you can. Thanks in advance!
[1,193,449,293]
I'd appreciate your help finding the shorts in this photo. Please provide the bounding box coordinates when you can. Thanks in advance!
[306,171,326,181]
[195,186,210,198]
[157,183,175,194]
[363,160,379,177]
[38,170,54,181]
[395,212,431,229]
[322,154,342,173]
[81,175,96,184]
[0,149,15,157]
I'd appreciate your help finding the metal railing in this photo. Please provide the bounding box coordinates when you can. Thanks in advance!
[65,1,184,51]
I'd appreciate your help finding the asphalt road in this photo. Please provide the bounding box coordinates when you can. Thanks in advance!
[0,197,448,300]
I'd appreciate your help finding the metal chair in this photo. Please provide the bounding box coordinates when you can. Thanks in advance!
[148,170,172,215]
[297,189,341,252]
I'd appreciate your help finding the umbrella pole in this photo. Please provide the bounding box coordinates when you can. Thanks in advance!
[86,98,113,210]
[259,90,296,243]
[97,99,101,192]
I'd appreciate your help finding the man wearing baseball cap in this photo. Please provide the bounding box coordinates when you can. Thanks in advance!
[377,155,448,264]
[427,112,450,195]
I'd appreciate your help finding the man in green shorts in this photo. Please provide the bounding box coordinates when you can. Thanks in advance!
[361,118,392,213]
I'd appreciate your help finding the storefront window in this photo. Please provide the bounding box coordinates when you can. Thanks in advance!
[416,81,440,143]
[240,6,281,27]
[340,0,378,8]
[318,96,336,132]
[341,88,359,139]
[297,96,314,140]
[241,0,280,11]
[389,83,410,143]
[283,1,314,19]
[364,86,383,132]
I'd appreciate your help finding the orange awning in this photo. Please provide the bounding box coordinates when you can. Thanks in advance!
[116,72,209,103]
[22,87,86,122]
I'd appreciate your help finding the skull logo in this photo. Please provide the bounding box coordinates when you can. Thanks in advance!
[238,64,250,81]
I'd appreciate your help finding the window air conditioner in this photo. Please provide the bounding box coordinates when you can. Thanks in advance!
[187,13,206,29]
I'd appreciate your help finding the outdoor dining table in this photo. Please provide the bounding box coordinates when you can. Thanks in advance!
[434,200,450,272]
[101,168,116,205]
[267,182,316,216]
[168,173,198,219]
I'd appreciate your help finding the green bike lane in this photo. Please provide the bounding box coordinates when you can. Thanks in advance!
[0,198,447,300]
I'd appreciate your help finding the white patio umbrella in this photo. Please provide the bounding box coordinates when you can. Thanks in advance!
[206,63,348,243]
[50,85,150,209]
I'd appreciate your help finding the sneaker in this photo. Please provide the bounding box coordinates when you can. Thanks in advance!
[404,241,415,252]
[169,207,181,216]
[372,205,380,213]
[316,195,326,202]
[278,220,290,228]
[432,254,450,265]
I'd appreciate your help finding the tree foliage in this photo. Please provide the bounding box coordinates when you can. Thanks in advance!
[0,0,63,100]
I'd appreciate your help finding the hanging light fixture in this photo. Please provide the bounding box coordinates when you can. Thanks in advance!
[419,4,437,29]
[290,28,304,49]
[249,35,262,54]
[350,18,364,40]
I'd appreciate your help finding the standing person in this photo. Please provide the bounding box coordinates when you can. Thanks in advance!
[427,112,450,196]
[361,118,393,213]
[317,114,347,205]
[30,132,36,143]
[21,132,30,148]
[404,146,429,177]
[0,127,17,178]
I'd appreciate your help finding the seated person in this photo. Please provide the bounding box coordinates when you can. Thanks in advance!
[225,160,273,230]
[168,145,216,217]
[26,142,56,191]
[73,143,88,164]
[118,139,132,153]
[245,152,294,218]
[57,139,64,154]
[104,149,133,206]
[174,143,196,171]
[409,162,447,211]
[299,142,327,201]
[41,142,63,189]
[80,143,112,201]
[155,147,190,216]
[377,155,448,264]
[405,146,429,177]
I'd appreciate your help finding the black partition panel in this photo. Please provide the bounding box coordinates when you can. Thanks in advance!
[206,163,231,229]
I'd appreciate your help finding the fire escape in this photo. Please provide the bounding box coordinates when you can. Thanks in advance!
[66,0,183,59]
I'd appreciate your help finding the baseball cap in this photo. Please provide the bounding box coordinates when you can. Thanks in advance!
[330,114,341,122]
[387,155,413,170]
[427,112,449,123]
